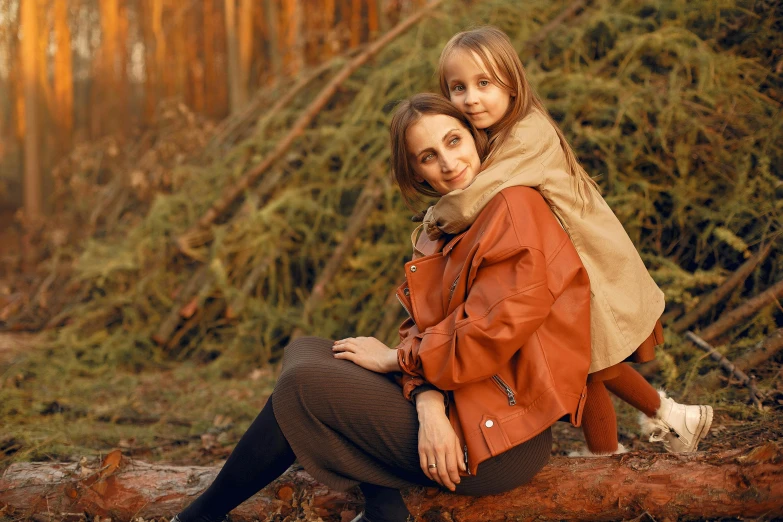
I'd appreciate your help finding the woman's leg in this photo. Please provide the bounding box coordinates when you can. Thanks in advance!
[175,397,296,522]
[454,427,552,497]
[580,380,621,454]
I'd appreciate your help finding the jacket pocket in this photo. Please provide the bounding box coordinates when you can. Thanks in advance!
[491,375,517,406]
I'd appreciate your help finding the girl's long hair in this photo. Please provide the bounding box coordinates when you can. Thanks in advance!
[389,93,488,211]
[438,26,600,207]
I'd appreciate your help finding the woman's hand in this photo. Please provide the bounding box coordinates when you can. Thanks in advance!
[332,336,400,373]
[416,390,466,491]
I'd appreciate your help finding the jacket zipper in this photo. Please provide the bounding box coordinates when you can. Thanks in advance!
[463,445,471,475]
[447,272,461,306]
[491,375,517,406]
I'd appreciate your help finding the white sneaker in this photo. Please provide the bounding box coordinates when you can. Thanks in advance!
[640,390,713,453]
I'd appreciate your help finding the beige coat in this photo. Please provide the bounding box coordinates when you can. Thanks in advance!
[421,109,665,372]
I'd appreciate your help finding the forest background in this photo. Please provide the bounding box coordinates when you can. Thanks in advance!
[0,0,782,519]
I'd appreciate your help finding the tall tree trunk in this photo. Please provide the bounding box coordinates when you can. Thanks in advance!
[202,0,216,116]
[263,0,281,85]
[224,0,246,112]
[282,0,303,76]
[188,3,205,113]
[173,2,187,103]
[140,0,158,123]
[97,0,120,135]
[117,0,129,129]
[151,0,166,102]
[350,0,362,48]
[53,0,73,149]
[238,0,253,98]
[21,0,42,222]
[323,0,336,57]
[367,0,379,38]
[212,0,229,115]
[35,0,53,118]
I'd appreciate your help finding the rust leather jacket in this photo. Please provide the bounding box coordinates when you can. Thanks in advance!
[395,186,591,475]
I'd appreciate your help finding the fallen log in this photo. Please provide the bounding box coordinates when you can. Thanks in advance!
[1,444,781,521]
[697,278,783,342]
[670,242,772,334]
[735,328,783,372]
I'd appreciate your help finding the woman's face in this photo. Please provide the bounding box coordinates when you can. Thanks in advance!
[405,114,481,196]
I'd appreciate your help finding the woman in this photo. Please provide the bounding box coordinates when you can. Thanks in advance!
[171,93,591,522]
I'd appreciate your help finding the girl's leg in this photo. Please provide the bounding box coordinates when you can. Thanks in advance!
[175,397,296,522]
[580,380,621,454]
[606,363,713,453]
[603,363,660,417]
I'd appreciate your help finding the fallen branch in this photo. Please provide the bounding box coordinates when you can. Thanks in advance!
[225,255,277,320]
[154,171,284,346]
[175,0,444,254]
[734,328,783,372]
[208,48,362,151]
[685,331,762,407]
[152,266,211,346]
[671,242,772,333]
[698,278,783,342]
[1,445,781,521]
[291,179,384,340]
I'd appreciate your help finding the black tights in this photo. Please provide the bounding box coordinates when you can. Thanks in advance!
[176,396,410,522]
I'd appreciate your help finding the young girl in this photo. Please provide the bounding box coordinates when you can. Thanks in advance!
[424,26,713,455]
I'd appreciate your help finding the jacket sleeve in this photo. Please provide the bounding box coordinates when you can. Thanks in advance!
[396,318,427,400]
[396,194,554,394]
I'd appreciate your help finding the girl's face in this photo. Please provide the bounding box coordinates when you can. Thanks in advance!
[406,114,481,196]
[442,49,512,130]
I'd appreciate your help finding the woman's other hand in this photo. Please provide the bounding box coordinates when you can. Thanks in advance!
[416,390,466,491]
[332,336,400,373]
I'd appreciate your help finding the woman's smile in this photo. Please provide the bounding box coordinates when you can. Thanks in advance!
[405,114,481,195]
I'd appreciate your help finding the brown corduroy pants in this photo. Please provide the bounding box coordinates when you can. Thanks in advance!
[272,336,552,496]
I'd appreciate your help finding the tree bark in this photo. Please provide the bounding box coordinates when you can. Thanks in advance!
[1,445,781,521]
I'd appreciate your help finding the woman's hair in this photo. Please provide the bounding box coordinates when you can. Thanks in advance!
[389,93,488,210]
[438,26,599,206]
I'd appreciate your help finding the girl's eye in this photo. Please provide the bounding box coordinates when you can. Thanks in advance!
[452,85,464,92]
[478,79,490,87]
[449,137,460,145]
